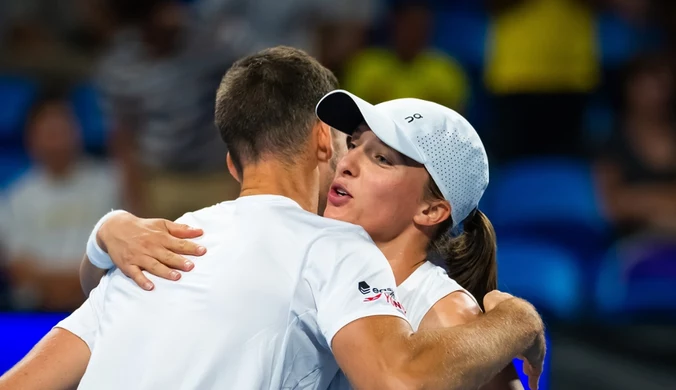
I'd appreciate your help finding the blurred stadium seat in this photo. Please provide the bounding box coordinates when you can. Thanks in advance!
[486,158,610,265]
[595,240,676,316]
[70,83,109,153]
[432,9,488,70]
[0,76,36,144]
[0,149,30,190]
[0,75,35,190]
[498,239,583,319]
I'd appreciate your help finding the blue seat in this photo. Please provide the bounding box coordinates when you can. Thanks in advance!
[486,158,610,264]
[0,148,30,191]
[433,9,488,69]
[595,239,676,315]
[597,12,664,69]
[70,83,109,152]
[0,76,37,143]
[497,239,583,319]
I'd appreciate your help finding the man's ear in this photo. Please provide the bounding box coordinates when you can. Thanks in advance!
[315,121,333,164]
[413,199,451,227]
[226,152,241,183]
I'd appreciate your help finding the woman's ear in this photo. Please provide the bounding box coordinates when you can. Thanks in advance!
[414,199,451,227]
[226,152,241,183]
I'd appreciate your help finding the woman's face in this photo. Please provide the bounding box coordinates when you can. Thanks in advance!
[323,125,431,242]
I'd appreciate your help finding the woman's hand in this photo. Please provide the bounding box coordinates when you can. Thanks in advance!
[98,212,207,290]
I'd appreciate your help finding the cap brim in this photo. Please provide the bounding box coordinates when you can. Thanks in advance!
[316,90,424,163]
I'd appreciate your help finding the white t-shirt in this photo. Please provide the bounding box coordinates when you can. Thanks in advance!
[56,195,407,390]
[328,261,476,389]
[1,161,120,270]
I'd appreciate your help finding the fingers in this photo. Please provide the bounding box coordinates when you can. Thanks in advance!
[121,255,184,291]
[164,236,206,257]
[528,374,540,390]
[146,257,182,281]
[164,220,204,239]
[125,265,155,291]
[155,248,195,272]
[524,359,542,390]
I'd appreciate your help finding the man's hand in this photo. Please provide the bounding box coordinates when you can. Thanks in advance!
[484,291,546,390]
[97,212,207,290]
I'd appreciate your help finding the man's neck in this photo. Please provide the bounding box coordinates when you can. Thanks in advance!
[375,227,429,286]
[239,159,319,214]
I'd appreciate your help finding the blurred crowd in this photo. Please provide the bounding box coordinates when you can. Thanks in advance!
[0,0,674,320]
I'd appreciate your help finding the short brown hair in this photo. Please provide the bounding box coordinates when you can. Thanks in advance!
[215,46,339,176]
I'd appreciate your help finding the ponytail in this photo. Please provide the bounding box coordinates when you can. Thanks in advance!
[437,210,498,310]
[426,180,497,311]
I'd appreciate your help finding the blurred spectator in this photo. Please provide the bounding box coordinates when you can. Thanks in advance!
[485,0,600,163]
[198,0,381,62]
[0,88,121,311]
[0,0,111,81]
[341,0,470,111]
[595,54,676,237]
[98,0,242,220]
[316,0,382,77]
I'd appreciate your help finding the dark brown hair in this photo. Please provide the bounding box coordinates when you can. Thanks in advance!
[425,178,497,310]
[215,46,339,176]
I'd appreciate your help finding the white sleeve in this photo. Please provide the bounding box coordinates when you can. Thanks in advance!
[54,274,108,351]
[307,229,409,349]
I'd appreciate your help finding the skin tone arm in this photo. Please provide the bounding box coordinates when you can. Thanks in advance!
[78,213,545,389]
[332,291,545,390]
[419,292,525,390]
[0,328,90,390]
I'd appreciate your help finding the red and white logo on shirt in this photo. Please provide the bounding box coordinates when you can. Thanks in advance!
[358,281,406,314]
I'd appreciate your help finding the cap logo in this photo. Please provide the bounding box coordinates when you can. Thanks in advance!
[405,113,423,123]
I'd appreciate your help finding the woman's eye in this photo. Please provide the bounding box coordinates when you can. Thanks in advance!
[376,155,392,165]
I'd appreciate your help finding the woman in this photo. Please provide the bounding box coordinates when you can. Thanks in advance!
[595,54,676,236]
[85,91,523,389]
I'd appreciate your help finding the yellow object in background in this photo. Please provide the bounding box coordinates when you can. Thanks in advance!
[343,48,470,112]
[485,0,600,94]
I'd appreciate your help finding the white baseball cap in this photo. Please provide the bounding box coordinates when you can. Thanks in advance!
[316,89,489,231]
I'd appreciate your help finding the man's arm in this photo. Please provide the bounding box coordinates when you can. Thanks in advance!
[332,296,542,390]
[0,328,90,390]
[418,292,524,390]
[310,232,544,390]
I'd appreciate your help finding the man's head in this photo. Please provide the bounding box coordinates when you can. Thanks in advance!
[215,46,340,196]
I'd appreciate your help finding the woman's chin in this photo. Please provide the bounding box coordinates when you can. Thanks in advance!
[323,206,354,223]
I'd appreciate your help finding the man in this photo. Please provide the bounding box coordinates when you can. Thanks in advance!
[0,46,544,390]
[2,89,120,311]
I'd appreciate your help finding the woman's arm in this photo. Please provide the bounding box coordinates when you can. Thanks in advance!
[419,291,525,390]
[79,212,206,295]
